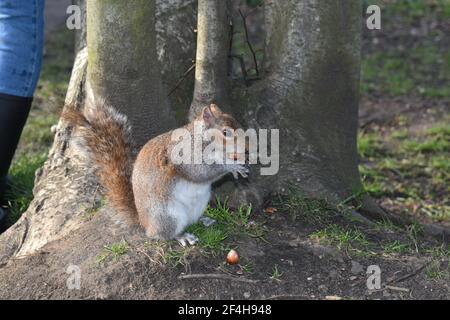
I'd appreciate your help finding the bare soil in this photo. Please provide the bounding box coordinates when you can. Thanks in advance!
[0,202,447,300]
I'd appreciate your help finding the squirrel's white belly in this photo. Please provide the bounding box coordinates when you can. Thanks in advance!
[167,179,211,235]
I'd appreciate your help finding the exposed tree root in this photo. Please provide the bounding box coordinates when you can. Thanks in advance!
[360,195,449,241]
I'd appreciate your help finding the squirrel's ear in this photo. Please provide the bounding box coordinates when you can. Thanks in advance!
[202,105,215,126]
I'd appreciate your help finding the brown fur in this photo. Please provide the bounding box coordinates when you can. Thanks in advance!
[62,104,139,224]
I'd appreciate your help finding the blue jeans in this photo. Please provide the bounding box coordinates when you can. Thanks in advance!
[0,0,45,98]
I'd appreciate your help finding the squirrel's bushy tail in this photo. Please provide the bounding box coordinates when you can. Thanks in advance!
[62,102,138,224]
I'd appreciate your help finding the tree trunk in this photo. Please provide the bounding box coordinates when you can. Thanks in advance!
[189,0,231,119]
[73,0,86,53]
[156,0,197,124]
[0,48,91,261]
[74,0,199,124]
[0,0,178,261]
[87,0,175,148]
[242,0,363,199]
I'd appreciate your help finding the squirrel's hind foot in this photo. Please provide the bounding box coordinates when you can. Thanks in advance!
[176,233,199,246]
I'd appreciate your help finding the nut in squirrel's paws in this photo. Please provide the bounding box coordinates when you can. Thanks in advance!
[176,233,199,246]
[200,216,216,227]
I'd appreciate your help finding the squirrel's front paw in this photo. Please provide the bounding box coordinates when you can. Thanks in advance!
[176,233,199,246]
[230,164,250,179]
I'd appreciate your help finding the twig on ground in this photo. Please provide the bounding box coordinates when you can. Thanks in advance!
[134,246,162,266]
[178,273,260,284]
[387,263,429,284]
[267,294,309,300]
[384,285,410,292]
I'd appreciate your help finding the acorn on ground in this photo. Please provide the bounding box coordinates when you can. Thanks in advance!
[226,249,239,265]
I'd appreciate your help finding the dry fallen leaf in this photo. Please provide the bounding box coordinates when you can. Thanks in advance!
[263,207,277,214]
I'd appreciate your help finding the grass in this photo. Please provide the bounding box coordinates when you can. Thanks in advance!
[269,264,283,282]
[358,120,450,223]
[240,262,255,274]
[82,196,106,220]
[96,239,129,264]
[405,124,450,153]
[159,245,197,268]
[373,218,404,233]
[388,0,450,19]
[4,153,47,227]
[426,260,449,281]
[358,132,384,158]
[308,220,445,259]
[362,1,450,98]
[274,189,337,224]
[381,240,412,254]
[147,198,267,267]
[426,244,450,259]
[425,245,449,281]
[274,184,368,227]
[185,198,265,254]
[274,183,368,224]
[391,129,408,140]
[274,185,437,259]
[362,48,450,98]
[402,137,449,153]
[310,224,373,257]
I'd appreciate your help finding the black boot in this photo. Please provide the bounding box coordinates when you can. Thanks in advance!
[0,208,5,232]
[0,93,32,232]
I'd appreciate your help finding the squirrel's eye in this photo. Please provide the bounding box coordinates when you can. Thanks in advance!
[222,128,233,138]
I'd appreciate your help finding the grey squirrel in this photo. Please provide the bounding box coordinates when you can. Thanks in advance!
[63,100,249,246]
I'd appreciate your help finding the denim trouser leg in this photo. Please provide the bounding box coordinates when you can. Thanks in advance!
[0,0,45,98]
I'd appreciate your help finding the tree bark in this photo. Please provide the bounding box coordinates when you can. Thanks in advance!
[73,0,86,53]
[155,0,197,124]
[189,0,231,120]
[233,0,363,202]
[87,0,176,148]
[75,0,199,123]
[0,48,92,261]
[0,0,182,261]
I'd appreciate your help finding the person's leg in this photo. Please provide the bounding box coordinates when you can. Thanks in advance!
[0,0,45,231]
